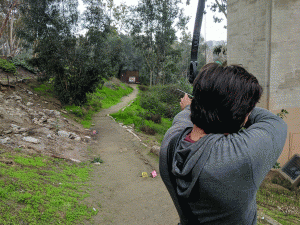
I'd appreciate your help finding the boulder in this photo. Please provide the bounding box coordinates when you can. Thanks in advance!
[150,145,160,156]
[22,137,40,144]
[0,137,11,144]
[58,130,70,138]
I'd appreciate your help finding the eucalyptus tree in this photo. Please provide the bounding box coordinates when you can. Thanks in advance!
[129,0,189,86]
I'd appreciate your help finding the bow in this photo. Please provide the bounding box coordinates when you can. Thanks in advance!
[188,0,206,84]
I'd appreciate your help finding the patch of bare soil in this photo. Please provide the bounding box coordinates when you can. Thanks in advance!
[0,70,95,162]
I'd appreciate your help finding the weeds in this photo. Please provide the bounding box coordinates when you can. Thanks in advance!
[0,153,96,224]
[91,157,103,164]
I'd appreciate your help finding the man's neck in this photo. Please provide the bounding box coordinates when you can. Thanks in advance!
[190,125,207,141]
[190,125,229,141]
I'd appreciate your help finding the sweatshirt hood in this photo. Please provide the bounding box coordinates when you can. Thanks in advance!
[171,127,223,198]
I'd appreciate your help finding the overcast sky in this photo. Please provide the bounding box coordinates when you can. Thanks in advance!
[78,0,227,42]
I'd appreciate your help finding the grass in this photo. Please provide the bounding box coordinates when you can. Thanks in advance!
[255,171,300,225]
[33,83,54,98]
[0,151,97,224]
[63,78,133,128]
[110,94,173,145]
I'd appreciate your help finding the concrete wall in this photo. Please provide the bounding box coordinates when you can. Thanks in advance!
[227,0,300,166]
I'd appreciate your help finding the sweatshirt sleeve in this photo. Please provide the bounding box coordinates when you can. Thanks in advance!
[242,107,288,188]
[160,105,193,152]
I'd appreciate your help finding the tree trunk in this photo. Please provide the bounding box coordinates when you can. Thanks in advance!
[0,1,18,39]
[9,12,14,56]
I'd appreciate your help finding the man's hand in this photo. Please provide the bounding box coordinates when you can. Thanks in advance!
[180,93,192,110]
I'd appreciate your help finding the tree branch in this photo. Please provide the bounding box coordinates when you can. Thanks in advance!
[215,0,227,18]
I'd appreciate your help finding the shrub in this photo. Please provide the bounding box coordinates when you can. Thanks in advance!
[0,58,16,74]
[138,85,149,92]
[10,57,37,74]
[140,125,156,135]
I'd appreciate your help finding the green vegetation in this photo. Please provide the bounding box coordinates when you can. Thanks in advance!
[0,152,97,224]
[110,82,191,144]
[33,83,54,97]
[63,78,133,128]
[10,57,38,74]
[0,58,16,74]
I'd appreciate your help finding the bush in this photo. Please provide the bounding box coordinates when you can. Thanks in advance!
[10,57,38,74]
[0,58,16,74]
[144,113,161,124]
[138,85,149,92]
[140,125,156,135]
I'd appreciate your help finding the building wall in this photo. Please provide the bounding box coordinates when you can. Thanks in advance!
[227,0,300,166]
[120,70,139,83]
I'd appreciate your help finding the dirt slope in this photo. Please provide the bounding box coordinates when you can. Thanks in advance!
[83,84,179,225]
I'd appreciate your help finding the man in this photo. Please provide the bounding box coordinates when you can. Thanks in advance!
[159,63,287,225]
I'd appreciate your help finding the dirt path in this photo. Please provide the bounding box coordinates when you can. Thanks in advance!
[83,84,179,225]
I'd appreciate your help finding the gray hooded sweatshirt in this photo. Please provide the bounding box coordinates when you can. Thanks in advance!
[159,105,287,225]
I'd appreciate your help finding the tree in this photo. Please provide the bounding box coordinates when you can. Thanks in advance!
[129,0,189,86]
[0,0,26,57]
[17,0,106,105]
[186,0,227,28]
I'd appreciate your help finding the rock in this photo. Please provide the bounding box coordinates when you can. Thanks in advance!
[69,132,77,139]
[70,158,81,163]
[150,145,161,156]
[28,91,33,95]
[84,136,91,139]
[22,137,40,144]
[0,137,11,144]
[26,102,34,106]
[11,124,20,129]
[53,110,61,117]
[75,137,81,141]
[3,130,12,134]
[58,130,70,138]
[40,116,48,123]
[15,95,22,101]
[61,110,68,114]
[47,134,52,139]
[44,101,48,104]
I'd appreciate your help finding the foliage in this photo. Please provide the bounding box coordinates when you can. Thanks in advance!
[129,0,189,86]
[63,78,133,128]
[0,58,16,74]
[277,109,289,119]
[0,153,96,224]
[110,95,173,143]
[10,57,38,74]
[273,162,281,169]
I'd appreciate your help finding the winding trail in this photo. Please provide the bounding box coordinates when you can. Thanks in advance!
[83,84,179,225]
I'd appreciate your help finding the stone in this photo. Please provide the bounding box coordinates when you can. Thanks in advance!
[15,95,22,101]
[40,116,48,123]
[70,158,81,163]
[84,136,91,139]
[58,130,70,138]
[22,137,40,144]
[69,133,77,139]
[75,137,81,141]
[28,91,33,95]
[0,137,11,144]
[26,102,34,106]
[11,124,20,129]
[3,130,12,134]
[47,134,52,139]
[150,145,161,156]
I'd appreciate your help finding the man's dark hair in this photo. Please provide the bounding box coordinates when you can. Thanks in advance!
[190,63,263,134]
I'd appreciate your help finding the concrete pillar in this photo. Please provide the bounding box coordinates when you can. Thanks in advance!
[227,0,300,166]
